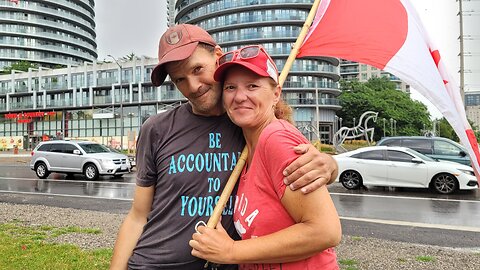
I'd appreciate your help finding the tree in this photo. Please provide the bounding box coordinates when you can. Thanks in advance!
[338,77,432,141]
[437,118,480,142]
[121,52,138,61]
[1,60,38,74]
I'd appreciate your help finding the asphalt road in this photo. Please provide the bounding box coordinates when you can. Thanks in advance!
[1,164,479,249]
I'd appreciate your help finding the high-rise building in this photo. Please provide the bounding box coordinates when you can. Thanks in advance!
[0,0,98,69]
[175,0,341,143]
[340,61,410,93]
[167,0,176,27]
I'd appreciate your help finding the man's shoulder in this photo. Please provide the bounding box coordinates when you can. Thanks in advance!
[142,103,188,127]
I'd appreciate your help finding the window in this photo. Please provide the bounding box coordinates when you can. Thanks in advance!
[351,150,384,161]
[38,144,51,152]
[64,144,79,154]
[387,150,414,162]
[401,139,432,154]
[433,140,462,156]
[49,143,64,153]
[380,138,401,146]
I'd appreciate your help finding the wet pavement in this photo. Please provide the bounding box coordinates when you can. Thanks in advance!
[1,164,480,231]
[0,164,135,200]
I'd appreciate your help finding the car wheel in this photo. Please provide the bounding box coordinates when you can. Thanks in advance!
[35,162,50,179]
[340,170,362,189]
[431,173,458,194]
[84,164,99,181]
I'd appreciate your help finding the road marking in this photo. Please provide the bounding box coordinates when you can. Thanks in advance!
[0,176,136,185]
[341,216,480,233]
[0,190,133,201]
[330,192,480,204]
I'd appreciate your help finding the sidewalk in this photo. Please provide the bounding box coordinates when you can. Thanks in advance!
[0,149,31,164]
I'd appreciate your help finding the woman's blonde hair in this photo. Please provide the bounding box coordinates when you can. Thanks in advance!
[274,98,294,124]
[269,81,293,124]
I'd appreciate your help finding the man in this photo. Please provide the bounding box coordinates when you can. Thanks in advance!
[110,24,338,270]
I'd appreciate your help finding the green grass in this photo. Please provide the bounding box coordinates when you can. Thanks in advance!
[351,236,363,241]
[415,255,436,263]
[0,222,112,270]
[339,258,359,270]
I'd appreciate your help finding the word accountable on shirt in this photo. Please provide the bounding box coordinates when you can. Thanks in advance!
[169,133,240,217]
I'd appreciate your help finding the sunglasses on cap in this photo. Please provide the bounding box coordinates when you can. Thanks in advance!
[218,45,274,65]
[216,45,279,83]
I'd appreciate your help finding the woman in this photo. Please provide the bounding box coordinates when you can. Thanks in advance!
[189,45,341,269]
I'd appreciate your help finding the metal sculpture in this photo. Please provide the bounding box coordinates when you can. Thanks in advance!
[333,111,378,153]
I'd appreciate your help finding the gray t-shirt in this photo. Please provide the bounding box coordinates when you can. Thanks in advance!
[128,103,244,270]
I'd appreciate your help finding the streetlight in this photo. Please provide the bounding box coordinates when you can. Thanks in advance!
[393,120,397,136]
[107,55,124,150]
[339,117,343,129]
[382,118,386,137]
[390,118,393,136]
[353,117,356,127]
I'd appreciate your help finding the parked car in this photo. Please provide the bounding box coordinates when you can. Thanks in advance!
[30,140,131,180]
[105,145,136,168]
[377,136,470,165]
[334,146,478,194]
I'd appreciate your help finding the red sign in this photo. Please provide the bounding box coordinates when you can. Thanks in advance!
[17,118,32,123]
[4,111,56,123]
[5,111,55,119]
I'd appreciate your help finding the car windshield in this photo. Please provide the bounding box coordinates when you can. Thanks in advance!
[106,145,120,153]
[404,148,436,161]
[79,143,110,153]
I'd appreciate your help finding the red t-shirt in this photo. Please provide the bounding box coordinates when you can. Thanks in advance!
[233,120,338,270]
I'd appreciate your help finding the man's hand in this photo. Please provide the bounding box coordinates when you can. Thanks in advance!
[283,144,338,194]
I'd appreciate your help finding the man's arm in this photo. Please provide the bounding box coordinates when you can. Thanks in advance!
[110,185,154,270]
[282,144,338,194]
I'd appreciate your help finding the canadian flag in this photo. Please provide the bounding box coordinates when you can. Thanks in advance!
[298,0,480,185]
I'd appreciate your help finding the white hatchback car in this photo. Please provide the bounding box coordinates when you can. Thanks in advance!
[334,146,478,194]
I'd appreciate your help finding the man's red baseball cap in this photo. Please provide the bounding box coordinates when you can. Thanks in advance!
[151,24,217,86]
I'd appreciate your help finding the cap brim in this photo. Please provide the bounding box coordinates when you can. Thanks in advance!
[151,42,199,86]
[214,62,271,82]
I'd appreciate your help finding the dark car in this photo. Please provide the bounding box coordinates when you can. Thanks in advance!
[377,136,470,165]
[105,145,136,168]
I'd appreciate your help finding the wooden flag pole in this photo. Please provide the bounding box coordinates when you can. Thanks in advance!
[204,0,322,229]
[278,0,322,87]
[206,146,248,228]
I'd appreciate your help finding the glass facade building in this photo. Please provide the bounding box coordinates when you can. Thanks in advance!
[176,0,341,143]
[0,58,183,150]
[0,0,97,69]
[340,60,410,93]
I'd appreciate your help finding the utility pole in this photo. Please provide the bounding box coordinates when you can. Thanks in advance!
[458,0,465,104]
[107,55,124,151]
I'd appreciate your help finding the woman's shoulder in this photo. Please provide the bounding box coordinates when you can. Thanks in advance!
[259,120,309,146]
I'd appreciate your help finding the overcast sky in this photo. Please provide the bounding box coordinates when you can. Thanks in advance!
[95,0,168,61]
[94,0,477,119]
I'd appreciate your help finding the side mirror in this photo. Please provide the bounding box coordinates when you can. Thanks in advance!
[459,150,467,157]
[73,149,82,155]
[411,157,424,164]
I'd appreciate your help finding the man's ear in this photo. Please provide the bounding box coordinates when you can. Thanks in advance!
[214,45,223,59]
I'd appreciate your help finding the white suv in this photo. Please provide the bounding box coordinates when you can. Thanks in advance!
[30,140,131,180]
